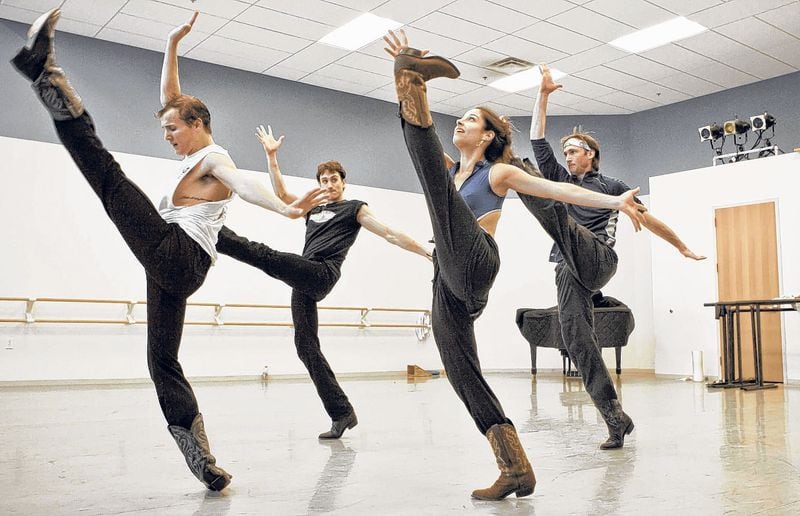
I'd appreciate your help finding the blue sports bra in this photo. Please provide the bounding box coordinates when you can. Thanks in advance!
[450,160,505,219]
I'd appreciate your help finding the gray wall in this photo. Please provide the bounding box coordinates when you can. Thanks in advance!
[3,18,798,195]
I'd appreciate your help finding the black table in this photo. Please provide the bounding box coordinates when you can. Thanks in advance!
[704,297,799,391]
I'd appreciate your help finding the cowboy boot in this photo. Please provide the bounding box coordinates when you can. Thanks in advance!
[168,414,232,491]
[471,423,536,500]
[598,399,634,450]
[393,48,459,128]
[10,8,84,120]
[318,411,358,440]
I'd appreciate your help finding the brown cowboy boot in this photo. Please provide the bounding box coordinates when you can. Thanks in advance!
[598,399,634,450]
[393,48,459,128]
[168,414,232,491]
[471,423,536,500]
[10,8,84,120]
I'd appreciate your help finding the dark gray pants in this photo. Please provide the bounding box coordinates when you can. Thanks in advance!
[55,113,211,429]
[216,227,353,420]
[402,121,511,434]
[518,194,620,410]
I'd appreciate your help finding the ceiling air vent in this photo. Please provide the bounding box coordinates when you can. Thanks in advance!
[486,57,535,75]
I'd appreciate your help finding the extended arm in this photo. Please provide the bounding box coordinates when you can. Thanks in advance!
[641,212,706,260]
[494,164,647,230]
[357,206,432,260]
[160,11,197,106]
[203,153,326,218]
[256,125,299,204]
[530,64,561,141]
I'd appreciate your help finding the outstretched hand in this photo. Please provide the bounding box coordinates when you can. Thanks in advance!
[539,64,562,95]
[680,248,707,261]
[286,188,329,219]
[617,188,647,231]
[256,125,284,155]
[168,11,198,43]
[383,29,428,58]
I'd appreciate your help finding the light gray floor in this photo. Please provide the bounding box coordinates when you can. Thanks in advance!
[2,373,799,515]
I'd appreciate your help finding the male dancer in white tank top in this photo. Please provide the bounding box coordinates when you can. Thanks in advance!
[10,9,327,491]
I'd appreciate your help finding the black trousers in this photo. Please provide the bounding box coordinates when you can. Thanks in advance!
[518,194,620,410]
[54,113,211,430]
[401,122,511,435]
[216,227,353,420]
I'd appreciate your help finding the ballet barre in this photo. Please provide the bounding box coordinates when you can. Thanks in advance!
[704,297,799,391]
[0,296,432,339]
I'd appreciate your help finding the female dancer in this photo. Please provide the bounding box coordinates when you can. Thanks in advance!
[383,29,646,500]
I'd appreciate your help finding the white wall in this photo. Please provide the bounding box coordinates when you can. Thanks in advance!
[0,136,655,382]
[649,153,800,381]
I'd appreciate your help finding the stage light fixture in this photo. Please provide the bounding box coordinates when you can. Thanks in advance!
[723,118,750,136]
[750,112,776,132]
[698,123,723,142]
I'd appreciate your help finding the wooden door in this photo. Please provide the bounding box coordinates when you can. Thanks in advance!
[715,202,783,382]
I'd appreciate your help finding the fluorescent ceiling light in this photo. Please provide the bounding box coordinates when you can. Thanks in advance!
[489,67,566,93]
[609,17,707,53]
[319,13,403,51]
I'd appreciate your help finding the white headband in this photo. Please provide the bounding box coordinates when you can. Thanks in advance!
[562,138,592,152]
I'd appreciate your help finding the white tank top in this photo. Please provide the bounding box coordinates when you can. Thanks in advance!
[158,144,234,264]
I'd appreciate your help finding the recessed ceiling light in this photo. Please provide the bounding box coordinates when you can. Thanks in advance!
[489,67,566,93]
[319,13,403,51]
[609,17,707,53]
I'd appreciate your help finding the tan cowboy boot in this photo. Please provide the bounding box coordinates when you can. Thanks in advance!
[471,423,536,500]
[393,48,459,128]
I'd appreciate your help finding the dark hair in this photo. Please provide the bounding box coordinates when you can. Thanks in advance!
[156,95,212,134]
[560,131,601,171]
[316,160,347,182]
[476,106,514,164]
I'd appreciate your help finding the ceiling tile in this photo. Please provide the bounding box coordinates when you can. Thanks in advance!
[454,46,508,67]
[652,71,724,96]
[715,17,800,53]
[276,42,349,73]
[495,93,535,111]
[685,62,760,88]
[548,6,635,42]
[756,2,800,34]
[263,65,309,81]
[605,54,679,81]
[254,0,360,26]
[485,35,568,64]
[640,43,718,71]
[761,39,800,68]
[444,85,508,108]
[411,12,505,46]
[336,52,393,77]
[151,0,250,19]
[364,86,399,104]
[235,6,333,41]
[574,65,650,90]
[187,47,267,73]
[95,27,165,54]
[216,21,312,53]
[547,103,587,115]
[488,0,575,20]
[570,97,632,114]
[549,44,627,74]
[514,21,601,55]
[121,0,228,33]
[365,26,474,59]
[451,59,506,84]
[538,89,593,107]
[678,30,795,79]
[688,0,797,29]
[370,0,453,24]
[104,13,210,50]
[426,77,485,95]
[625,82,691,105]
[314,63,390,89]
[584,0,676,29]
[596,90,660,111]
[60,0,127,26]
[441,0,539,33]
[300,73,374,95]
[326,0,387,10]
[648,0,722,17]
[188,35,291,70]
[557,75,615,97]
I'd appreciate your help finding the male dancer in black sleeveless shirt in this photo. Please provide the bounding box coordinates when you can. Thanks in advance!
[217,125,431,439]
